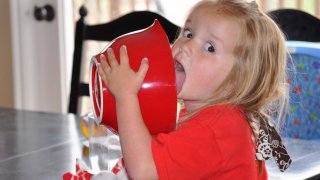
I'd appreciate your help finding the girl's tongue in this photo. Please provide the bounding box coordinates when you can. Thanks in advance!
[175,60,185,94]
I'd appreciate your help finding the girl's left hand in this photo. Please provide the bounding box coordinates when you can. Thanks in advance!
[97,45,149,100]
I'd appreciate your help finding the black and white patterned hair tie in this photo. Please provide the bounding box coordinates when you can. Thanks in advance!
[255,118,292,172]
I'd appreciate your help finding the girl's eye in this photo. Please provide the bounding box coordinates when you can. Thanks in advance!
[204,42,215,53]
[183,29,192,38]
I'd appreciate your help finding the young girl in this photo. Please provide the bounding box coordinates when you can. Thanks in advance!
[98,0,291,179]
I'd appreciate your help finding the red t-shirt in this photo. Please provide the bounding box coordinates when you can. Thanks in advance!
[152,105,267,180]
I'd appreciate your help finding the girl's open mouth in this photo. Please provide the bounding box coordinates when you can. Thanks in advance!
[175,59,184,72]
[175,59,185,94]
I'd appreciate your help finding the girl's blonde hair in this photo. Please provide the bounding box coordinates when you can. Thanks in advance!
[180,0,289,140]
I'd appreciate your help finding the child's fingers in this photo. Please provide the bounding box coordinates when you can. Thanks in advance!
[107,48,119,68]
[137,58,149,81]
[97,64,108,84]
[119,45,129,66]
[100,54,110,73]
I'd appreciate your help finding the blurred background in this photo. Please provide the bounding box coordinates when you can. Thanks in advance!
[0,0,319,115]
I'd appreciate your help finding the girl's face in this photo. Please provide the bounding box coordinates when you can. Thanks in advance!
[172,5,240,111]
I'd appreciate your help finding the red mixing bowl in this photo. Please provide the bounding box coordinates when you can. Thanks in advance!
[89,20,177,135]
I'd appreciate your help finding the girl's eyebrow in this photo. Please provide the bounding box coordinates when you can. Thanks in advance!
[184,18,192,27]
[209,31,223,46]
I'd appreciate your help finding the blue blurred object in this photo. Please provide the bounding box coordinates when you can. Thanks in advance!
[282,41,320,140]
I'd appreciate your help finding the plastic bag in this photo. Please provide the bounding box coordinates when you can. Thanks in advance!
[64,113,128,180]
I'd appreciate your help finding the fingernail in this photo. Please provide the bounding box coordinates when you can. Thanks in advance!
[107,48,113,53]
[121,45,127,51]
[100,54,105,61]
[143,57,148,64]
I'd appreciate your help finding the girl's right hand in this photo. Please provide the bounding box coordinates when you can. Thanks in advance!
[97,45,149,100]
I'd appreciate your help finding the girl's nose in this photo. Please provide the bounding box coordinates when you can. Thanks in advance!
[180,40,192,57]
